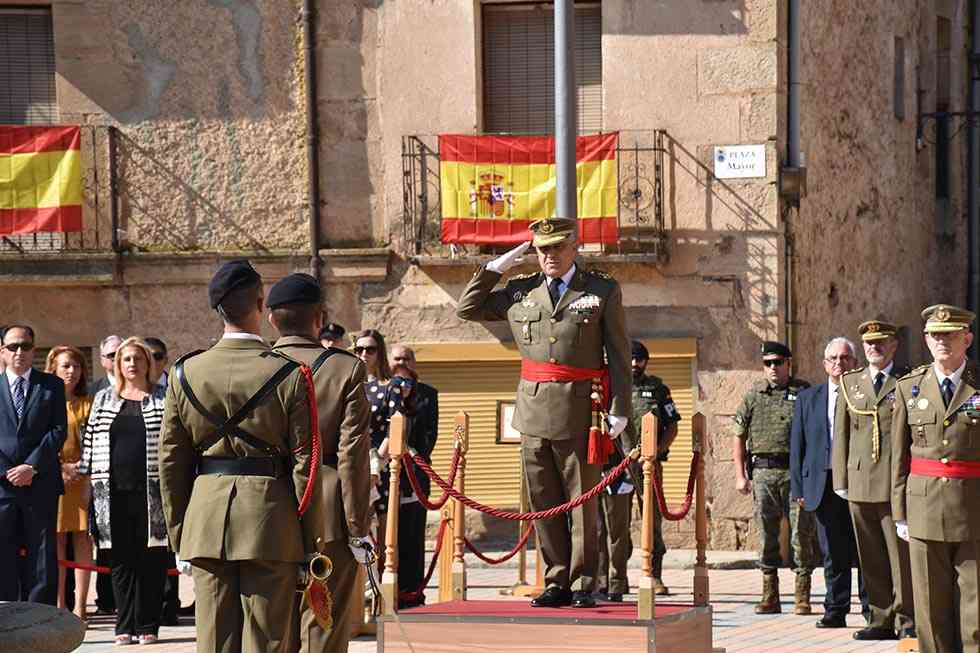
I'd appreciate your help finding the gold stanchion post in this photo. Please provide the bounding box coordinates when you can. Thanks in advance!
[692,412,710,607]
[382,413,405,615]
[637,412,659,620]
[452,412,469,600]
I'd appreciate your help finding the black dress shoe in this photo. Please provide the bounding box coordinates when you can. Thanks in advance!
[531,586,572,608]
[815,615,847,628]
[605,592,623,602]
[176,603,195,617]
[570,590,596,608]
[899,627,916,639]
[853,627,898,640]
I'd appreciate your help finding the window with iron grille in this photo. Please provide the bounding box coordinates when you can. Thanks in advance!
[0,7,58,125]
[482,2,602,135]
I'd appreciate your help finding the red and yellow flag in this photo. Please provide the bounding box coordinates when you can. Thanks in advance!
[439,133,618,244]
[0,126,83,235]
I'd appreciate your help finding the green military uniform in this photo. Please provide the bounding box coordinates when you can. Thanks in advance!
[272,335,372,653]
[734,378,820,589]
[833,321,914,636]
[457,243,631,595]
[892,304,980,652]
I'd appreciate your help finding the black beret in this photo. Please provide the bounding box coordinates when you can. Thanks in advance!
[319,322,345,340]
[209,260,261,309]
[761,340,792,358]
[631,340,649,360]
[267,273,321,309]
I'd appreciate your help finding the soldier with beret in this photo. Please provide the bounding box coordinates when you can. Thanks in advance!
[732,341,819,615]
[457,217,631,608]
[319,322,347,350]
[892,304,979,652]
[158,260,325,652]
[833,320,915,641]
[266,273,372,653]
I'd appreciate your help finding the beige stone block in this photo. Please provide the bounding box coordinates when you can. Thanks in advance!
[707,461,754,520]
[740,92,778,142]
[698,44,778,96]
[317,45,373,101]
[745,0,779,42]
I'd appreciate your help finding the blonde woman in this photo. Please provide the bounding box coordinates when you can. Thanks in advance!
[80,337,168,646]
[45,346,94,621]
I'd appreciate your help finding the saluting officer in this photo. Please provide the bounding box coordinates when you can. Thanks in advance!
[266,273,373,653]
[457,217,631,609]
[833,320,915,641]
[158,261,324,652]
[732,341,819,615]
[892,304,979,653]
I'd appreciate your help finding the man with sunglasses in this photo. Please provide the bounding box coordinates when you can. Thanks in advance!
[0,324,68,605]
[457,217,631,609]
[733,341,818,615]
[89,334,122,396]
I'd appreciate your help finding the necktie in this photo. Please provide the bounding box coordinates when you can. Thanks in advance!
[873,372,884,395]
[12,377,26,421]
[548,277,562,309]
[942,378,955,408]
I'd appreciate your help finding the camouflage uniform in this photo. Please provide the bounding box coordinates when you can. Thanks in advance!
[734,380,820,590]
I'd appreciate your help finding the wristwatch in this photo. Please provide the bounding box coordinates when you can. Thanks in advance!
[28,464,37,476]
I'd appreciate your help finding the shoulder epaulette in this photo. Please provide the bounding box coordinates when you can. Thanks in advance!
[509,272,538,281]
[899,364,930,381]
[841,367,865,379]
[174,349,205,366]
[263,349,303,366]
[327,346,357,359]
[586,268,614,280]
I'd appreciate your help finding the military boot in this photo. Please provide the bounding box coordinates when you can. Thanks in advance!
[754,572,781,614]
[652,578,670,596]
[794,573,812,615]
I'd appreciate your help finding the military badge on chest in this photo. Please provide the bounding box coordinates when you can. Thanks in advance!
[568,294,601,320]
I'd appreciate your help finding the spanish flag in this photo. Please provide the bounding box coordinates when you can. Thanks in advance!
[439,133,618,245]
[0,126,83,235]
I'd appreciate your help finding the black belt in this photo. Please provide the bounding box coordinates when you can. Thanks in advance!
[752,454,790,469]
[199,456,288,478]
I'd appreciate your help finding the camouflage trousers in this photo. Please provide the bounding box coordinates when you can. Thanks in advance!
[752,468,820,574]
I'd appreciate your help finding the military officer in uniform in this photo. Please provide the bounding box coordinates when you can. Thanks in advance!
[266,273,373,653]
[159,261,325,652]
[833,320,915,641]
[732,341,819,615]
[457,217,631,609]
[892,304,979,653]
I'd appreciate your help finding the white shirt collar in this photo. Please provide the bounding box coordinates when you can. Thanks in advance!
[934,359,968,388]
[545,263,577,289]
[222,332,266,343]
[867,361,894,378]
[828,377,840,390]
[5,367,31,387]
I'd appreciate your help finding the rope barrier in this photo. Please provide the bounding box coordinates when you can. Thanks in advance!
[398,517,448,605]
[651,452,701,522]
[401,446,463,511]
[58,560,181,577]
[463,525,533,565]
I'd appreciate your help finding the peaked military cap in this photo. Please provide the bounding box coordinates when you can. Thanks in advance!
[267,273,321,309]
[632,340,650,360]
[319,322,345,340]
[921,303,976,333]
[529,217,577,247]
[858,319,897,342]
[761,340,792,358]
[209,259,261,309]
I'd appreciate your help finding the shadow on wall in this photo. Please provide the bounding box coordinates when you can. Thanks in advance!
[604,0,749,36]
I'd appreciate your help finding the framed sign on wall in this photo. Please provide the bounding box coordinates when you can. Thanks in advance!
[496,400,521,444]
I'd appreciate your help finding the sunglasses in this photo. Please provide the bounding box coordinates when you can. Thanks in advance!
[102,351,117,360]
[354,346,378,355]
[3,342,34,353]
[151,351,166,361]
[762,358,786,368]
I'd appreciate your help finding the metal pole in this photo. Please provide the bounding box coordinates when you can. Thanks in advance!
[787,0,801,168]
[968,0,980,362]
[302,0,322,280]
[555,0,577,219]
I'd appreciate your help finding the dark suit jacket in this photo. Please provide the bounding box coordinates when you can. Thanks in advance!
[790,382,833,511]
[88,376,111,397]
[0,370,68,503]
[401,382,439,497]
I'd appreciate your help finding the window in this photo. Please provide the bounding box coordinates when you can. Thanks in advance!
[0,7,58,124]
[482,2,602,135]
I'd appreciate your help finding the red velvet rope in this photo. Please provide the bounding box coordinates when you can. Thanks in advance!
[401,445,463,511]
[463,524,533,565]
[295,365,320,517]
[59,560,180,577]
[651,452,700,521]
[398,516,448,604]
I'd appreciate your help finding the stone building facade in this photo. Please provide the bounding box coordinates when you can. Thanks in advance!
[1,0,971,551]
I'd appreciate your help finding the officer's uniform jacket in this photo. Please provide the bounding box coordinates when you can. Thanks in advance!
[159,337,323,563]
[733,378,810,454]
[456,262,631,439]
[892,360,980,542]
[271,336,372,542]
[832,365,904,502]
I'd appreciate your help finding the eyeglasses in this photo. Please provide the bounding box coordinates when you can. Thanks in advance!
[3,342,34,353]
[102,351,117,360]
[824,355,854,362]
[354,346,378,355]
[762,358,786,368]
[151,352,166,361]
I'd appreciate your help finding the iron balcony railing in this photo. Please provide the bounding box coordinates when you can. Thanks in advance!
[401,129,668,260]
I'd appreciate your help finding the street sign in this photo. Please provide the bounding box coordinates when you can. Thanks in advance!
[713,144,766,179]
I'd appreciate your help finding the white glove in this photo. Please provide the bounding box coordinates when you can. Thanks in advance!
[834,489,848,500]
[349,537,375,565]
[605,415,628,438]
[486,241,531,274]
[369,448,381,476]
[175,555,193,577]
[895,520,909,542]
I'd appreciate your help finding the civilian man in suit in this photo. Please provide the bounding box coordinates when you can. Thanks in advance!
[0,324,68,605]
[833,320,915,641]
[791,336,868,628]
[89,334,122,396]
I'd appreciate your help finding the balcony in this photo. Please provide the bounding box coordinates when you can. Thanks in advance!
[401,130,669,264]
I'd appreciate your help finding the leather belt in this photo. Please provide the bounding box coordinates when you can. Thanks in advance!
[752,454,790,469]
[910,457,980,479]
[199,456,288,478]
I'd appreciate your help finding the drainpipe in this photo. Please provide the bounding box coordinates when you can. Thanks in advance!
[555,0,577,220]
[969,0,980,361]
[302,0,322,280]
[782,0,803,351]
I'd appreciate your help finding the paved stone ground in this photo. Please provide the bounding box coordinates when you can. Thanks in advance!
[75,551,905,652]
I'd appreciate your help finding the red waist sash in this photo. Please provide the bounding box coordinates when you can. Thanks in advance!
[910,457,980,479]
[520,360,610,411]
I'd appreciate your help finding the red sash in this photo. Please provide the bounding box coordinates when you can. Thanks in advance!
[910,457,980,479]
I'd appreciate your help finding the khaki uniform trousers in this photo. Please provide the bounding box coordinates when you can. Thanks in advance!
[849,501,914,632]
[298,538,359,653]
[596,490,633,594]
[193,558,297,653]
[910,537,980,653]
[522,433,599,592]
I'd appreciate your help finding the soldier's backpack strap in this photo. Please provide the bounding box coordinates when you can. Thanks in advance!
[310,348,337,375]
[175,350,300,455]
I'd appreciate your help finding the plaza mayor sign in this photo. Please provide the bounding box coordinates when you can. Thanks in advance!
[713,144,766,179]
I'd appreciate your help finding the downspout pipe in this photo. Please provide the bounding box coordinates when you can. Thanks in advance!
[555,0,577,220]
[969,0,980,361]
[302,0,322,280]
[784,0,801,352]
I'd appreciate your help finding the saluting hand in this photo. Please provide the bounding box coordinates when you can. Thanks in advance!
[486,241,531,274]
